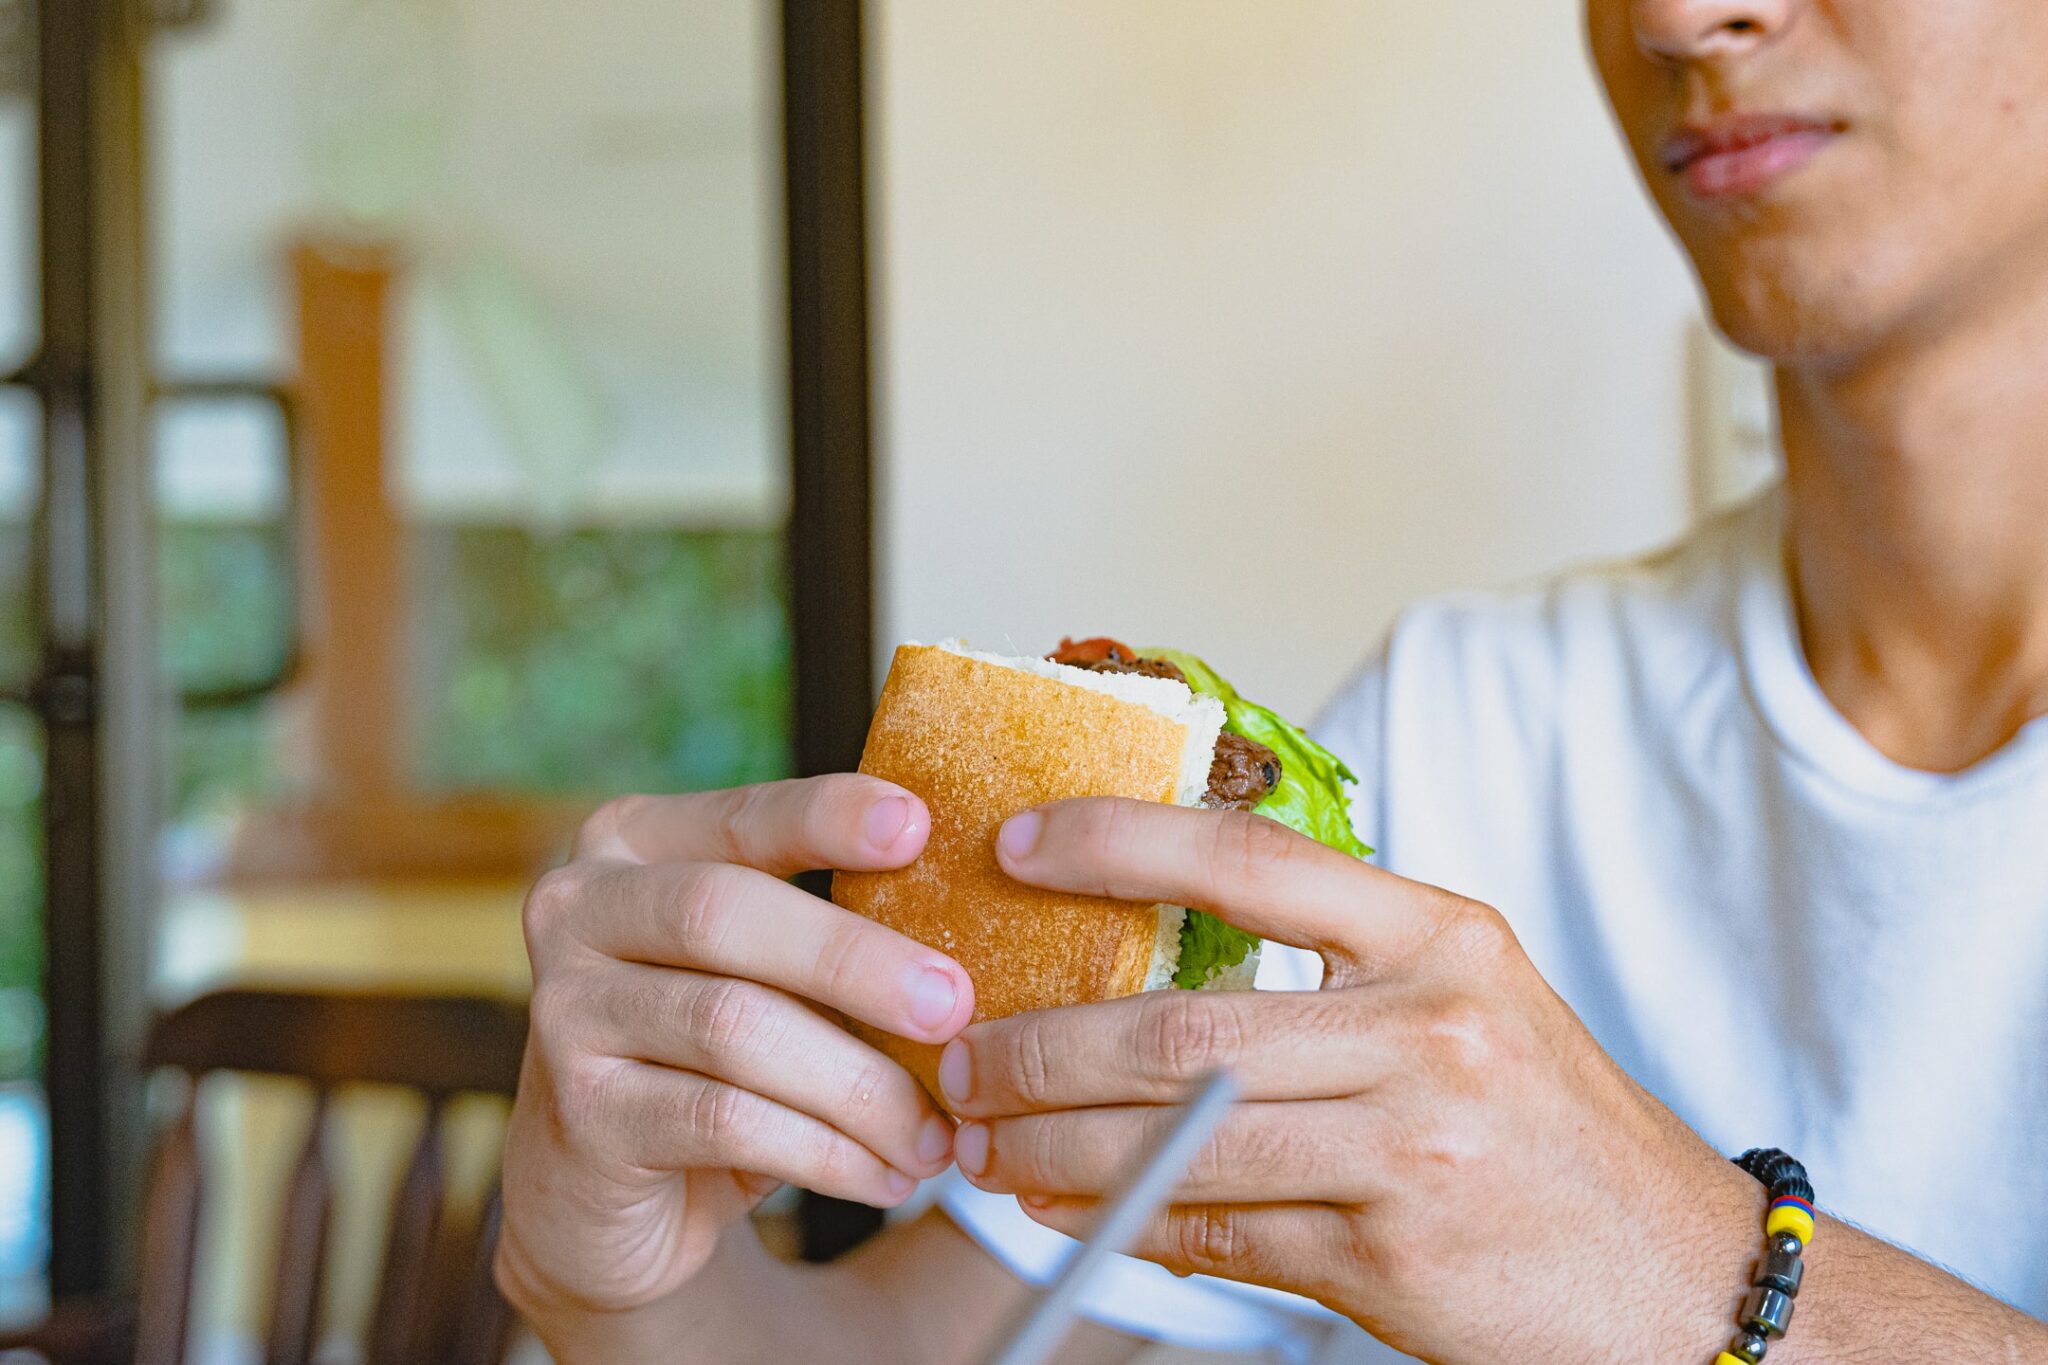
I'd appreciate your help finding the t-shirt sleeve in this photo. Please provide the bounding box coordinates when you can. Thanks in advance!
[1310,640,1390,861]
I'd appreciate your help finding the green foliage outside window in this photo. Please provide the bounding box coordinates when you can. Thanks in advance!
[0,710,39,1082]
[411,527,792,796]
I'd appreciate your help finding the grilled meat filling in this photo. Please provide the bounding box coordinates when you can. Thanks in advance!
[1048,636,1282,810]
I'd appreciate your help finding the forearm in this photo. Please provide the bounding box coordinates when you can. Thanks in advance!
[519,1209,1148,1365]
[511,1223,899,1365]
[1544,1147,2047,1365]
[1774,1215,2047,1364]
[1638,1163,2045,1365]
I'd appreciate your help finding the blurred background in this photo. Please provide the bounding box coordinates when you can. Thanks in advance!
[0,1,1775,1362]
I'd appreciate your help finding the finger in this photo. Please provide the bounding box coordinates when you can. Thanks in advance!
[953,1101,1388,1204]
[545,859,974,1043]
[597,1060,920,1209]
[584,963,955,1178]
[1018,1197,1352,1297]
[996,799,1459,967]
[942,989,1393,1117]
[577,775,930,877]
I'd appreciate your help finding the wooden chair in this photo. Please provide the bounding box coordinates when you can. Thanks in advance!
[0,989,530,1365]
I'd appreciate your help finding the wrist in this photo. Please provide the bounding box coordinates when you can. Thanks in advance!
[496,1220,762,1360]
[1631,1154,1774,1365]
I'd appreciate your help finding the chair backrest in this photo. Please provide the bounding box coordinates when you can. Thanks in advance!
[133,990,529,1365]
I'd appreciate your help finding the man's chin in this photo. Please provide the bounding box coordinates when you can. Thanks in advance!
[1695,269,1907,369]
[1684,221,1949,369]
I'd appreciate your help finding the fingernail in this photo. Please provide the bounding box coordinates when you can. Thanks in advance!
[999,809,1043,861]
[907,967,959,1033]
[867,796,913,851]
[916,1114,953,1167]
[938,1039,972,1106]
[884,1169,915,1202]
[955,1121,989,1178]
[1020,1195,1052,1212]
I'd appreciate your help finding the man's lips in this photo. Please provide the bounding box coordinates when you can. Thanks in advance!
[1661,115,1841,200]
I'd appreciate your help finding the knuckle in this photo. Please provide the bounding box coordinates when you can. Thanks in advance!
[792,777,848,857]
[1089,797,1143,858]
[806,1123,862,1190]
[1026,1118,1066,1189]
[574,794,648,860]
[1210,809,1298,882]
[1436,897,1517,969]
[546,1058,618,1150]
[724,775,860,869]
[672,863,749,961]
[1348,1216,1424,1291]
[716,783,780,866]
[813,915,884,1008]
[1389,1100,1488,1183]
[1171,1207,1245,1274]
[1415,995,1500,1075]
[1137,994,1241,1082]
[687,977,770,1059]
[685,1076,754,1151]
[1005,1014,1058,1108]
[838,1057,895,1130]
[521,863,597,953]
[809,1134,848,1187]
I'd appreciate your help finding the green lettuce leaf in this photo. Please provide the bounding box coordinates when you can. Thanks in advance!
[1153,649,1374,989]
[1173,909,1258,989]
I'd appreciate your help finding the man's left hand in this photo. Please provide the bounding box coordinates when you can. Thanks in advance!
[940,798,1765,1365]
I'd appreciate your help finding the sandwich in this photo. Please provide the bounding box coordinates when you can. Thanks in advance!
[833,637,1370,1102]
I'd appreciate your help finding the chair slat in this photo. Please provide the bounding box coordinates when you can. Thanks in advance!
[367,1101,447,1365]
[127,992,528,1365]
[448,1189,517,1365]
[133,1084,203,1365]
[263,1092,334,1365]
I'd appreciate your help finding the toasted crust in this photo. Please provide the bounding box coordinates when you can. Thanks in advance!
[833,645,1210,1103]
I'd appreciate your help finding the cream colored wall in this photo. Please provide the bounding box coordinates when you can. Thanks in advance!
[872,0,1707,721]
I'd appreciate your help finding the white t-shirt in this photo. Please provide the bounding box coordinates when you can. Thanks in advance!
[937,489,2048,1362]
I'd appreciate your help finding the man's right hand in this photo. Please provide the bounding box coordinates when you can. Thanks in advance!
[495,777,972,1329]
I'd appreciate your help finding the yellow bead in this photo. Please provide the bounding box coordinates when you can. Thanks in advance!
[1767,1203,1816,1246]
[1716,1355,1751,1365]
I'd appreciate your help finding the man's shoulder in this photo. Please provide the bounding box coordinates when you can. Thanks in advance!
[1398,491,1769,697]
[1319,490,1776,753]
[1411,492,1765,664]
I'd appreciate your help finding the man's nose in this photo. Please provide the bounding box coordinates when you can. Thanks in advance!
[1630,0,1792,60]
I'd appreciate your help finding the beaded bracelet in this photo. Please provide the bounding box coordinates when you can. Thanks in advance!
[1714,1149,1815,1364]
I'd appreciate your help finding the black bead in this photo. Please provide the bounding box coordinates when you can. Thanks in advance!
[1737,1148,1794,1183]
[1735,1148,1811,1198]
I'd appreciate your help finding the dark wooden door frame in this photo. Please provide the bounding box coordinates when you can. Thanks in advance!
[782,0,887,1262]
[25,0,160,1300]
[30,0,115,1299]
[784,0,875,784]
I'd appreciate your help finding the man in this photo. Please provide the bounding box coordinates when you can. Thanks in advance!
[495,0,2048,1359]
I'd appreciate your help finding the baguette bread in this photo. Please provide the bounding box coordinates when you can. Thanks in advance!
[832,642,1226,1103]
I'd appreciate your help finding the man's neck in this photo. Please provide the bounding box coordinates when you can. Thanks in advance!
[1777,275,2048,773]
